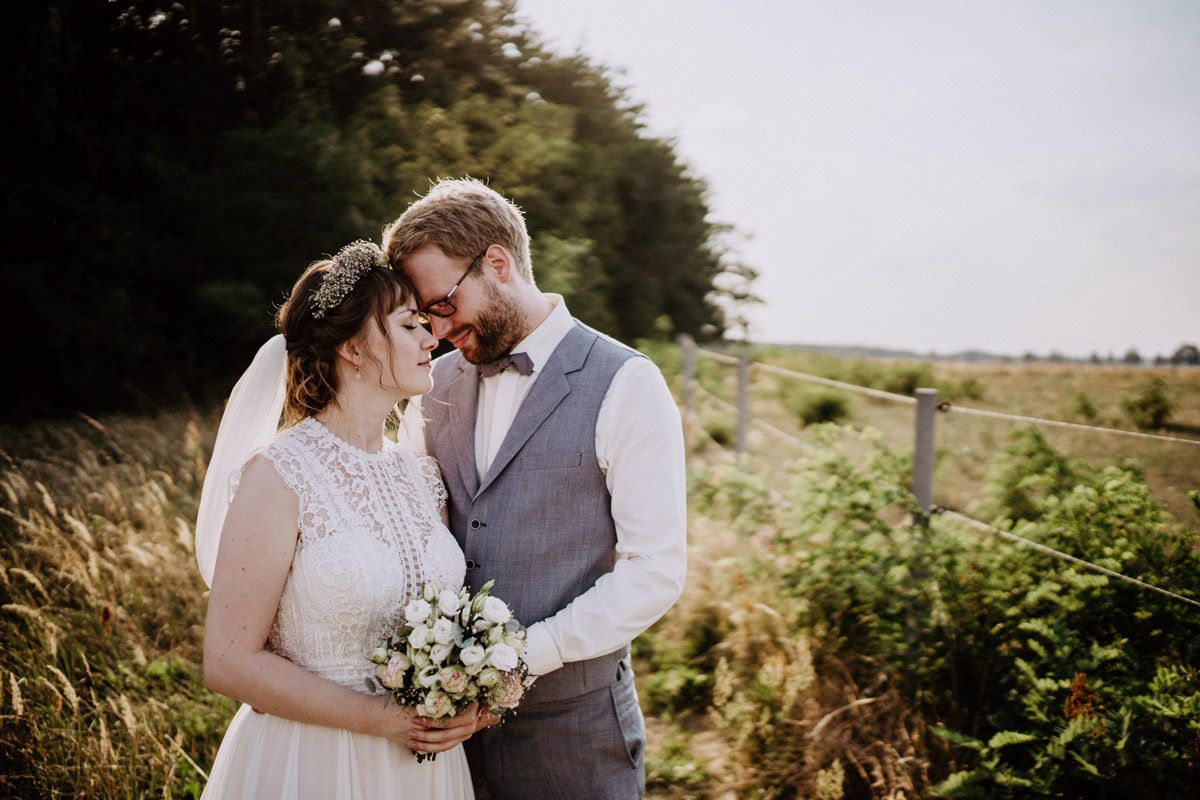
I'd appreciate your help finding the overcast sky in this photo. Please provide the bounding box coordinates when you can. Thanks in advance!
[514,0,1200,358]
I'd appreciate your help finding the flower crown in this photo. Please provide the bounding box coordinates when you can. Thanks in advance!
[311,240,390,319]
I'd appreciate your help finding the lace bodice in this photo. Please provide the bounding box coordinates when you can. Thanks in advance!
[254,418,465,691]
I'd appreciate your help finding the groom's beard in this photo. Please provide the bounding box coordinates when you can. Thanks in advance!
[451,282,528,365]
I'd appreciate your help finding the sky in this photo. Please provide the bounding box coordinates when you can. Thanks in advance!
[513,0,1200,358]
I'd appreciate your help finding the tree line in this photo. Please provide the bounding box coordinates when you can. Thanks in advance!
[3,0,755,420]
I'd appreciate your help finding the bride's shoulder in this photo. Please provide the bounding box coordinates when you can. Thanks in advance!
[255,419,324,474]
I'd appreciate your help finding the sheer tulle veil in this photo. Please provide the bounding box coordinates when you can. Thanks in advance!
[194,334,288,587]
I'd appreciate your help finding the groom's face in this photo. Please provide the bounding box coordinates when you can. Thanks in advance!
[403,244,525,364]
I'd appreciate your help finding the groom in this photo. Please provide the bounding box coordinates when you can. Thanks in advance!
[384,179,687,799]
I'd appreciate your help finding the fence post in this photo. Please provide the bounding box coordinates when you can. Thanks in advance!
[737,351,749,457]
[913,388,938,512]
[677,334,694,421]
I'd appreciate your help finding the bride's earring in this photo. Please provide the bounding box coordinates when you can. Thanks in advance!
[355,365,362,381]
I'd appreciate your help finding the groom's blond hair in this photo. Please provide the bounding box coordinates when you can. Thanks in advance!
[383,178,533,281]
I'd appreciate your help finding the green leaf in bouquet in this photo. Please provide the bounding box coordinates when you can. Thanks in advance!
[365,677,378,693]
[504,619,520,634]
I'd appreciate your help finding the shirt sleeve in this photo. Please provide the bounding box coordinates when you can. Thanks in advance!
[521,355,688,675]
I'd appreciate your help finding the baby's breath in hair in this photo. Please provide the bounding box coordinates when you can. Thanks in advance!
[311,240,390,318]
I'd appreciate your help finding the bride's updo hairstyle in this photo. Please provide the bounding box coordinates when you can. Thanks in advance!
[275,241,417,426]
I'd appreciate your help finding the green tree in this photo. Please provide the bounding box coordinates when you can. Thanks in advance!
[4,0,750,419]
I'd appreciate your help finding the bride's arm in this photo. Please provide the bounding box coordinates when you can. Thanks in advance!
[203,455,476,752]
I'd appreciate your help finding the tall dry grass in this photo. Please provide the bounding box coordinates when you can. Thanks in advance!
[0,411,233,799]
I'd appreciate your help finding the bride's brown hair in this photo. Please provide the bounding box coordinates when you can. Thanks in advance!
[275,258,417,426]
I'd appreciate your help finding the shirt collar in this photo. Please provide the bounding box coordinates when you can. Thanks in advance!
[510,294,573,374]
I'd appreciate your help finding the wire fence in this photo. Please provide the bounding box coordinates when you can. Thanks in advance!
[700,345,1200,447]
[681,339,1200,611]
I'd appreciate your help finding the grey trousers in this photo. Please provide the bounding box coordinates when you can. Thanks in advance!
[466,659,645,799]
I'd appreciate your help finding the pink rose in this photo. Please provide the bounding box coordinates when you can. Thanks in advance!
[417,691,454,719]
[438,665,469,695]
[377,653,410,689]
[489,671,525,710]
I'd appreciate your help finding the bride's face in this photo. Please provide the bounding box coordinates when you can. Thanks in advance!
[360,303,438,399]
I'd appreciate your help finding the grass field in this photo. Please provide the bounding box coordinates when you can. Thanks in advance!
[678,346,1200,528]
[1,345,1195,798]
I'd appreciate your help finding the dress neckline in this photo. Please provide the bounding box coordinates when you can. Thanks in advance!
[302,417,394,461]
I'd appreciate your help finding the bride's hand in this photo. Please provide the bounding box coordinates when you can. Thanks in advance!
[408,704,481,753]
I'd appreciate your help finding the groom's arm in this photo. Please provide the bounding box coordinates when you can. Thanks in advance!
[522,355,687,675]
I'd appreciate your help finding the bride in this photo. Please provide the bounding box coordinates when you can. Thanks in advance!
[194,241,477,798]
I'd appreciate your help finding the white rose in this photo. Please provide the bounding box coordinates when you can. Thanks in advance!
[430,642,454,665]
[481,597,512,625]
[485,643,519,671]
[459,644,487,669]
[405,599,432,625]
[437,589,461,616]
[432,617,455,646]
[423,582,439,602]
[416,665,440,688]
[411,649,431,670]
[407,624,429,650]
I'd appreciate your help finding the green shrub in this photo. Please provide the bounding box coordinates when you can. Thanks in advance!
[880,363,935,396]
[784,388,853,426]
[1072,391,1098,421]
[1122,377,1177,429]
[702,416,736,447]
[692,424,1200,799]
[949,375,986,401]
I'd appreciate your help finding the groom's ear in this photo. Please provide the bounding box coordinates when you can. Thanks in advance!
[482,245,516,284]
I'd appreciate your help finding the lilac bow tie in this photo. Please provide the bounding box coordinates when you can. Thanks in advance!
[476,351,534,378]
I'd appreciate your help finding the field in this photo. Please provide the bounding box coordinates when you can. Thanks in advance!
[1,346,1197,798]
[680,347,1200,525]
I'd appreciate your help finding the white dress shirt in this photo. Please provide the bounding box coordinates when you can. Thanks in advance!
[399,295,687,676]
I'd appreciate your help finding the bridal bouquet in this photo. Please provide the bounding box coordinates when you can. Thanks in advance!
[367,579,530,762]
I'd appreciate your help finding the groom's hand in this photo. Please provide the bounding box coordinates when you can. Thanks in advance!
[474,709,502,732]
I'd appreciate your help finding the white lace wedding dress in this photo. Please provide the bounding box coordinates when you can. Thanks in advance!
[201,417,472,799]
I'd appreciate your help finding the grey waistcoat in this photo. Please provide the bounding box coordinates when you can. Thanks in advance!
[422,322,643,704]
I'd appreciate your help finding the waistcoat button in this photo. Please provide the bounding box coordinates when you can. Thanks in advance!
[470,519,481,530]
[465,559,477,571]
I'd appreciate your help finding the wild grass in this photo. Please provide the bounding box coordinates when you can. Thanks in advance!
[0,411,233,799]
[4,343,1197,799]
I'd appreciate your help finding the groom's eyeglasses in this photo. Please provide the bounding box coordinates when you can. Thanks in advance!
[421,247,489,318]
